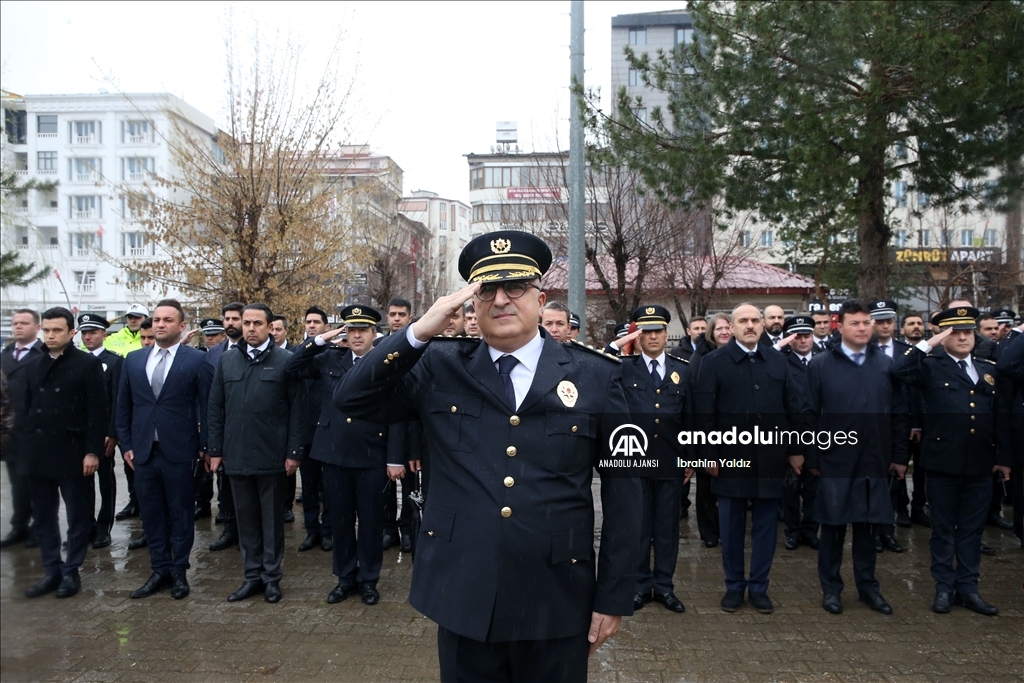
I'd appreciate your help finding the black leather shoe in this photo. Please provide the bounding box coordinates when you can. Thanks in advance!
[227,580,264,602]
[931,591,952,614]
[131,572,172,599]
[194,506,212,521]
[880,534,903,553]
[23,531,38,549]
[360,583,380,605]
[382,532,398,551]
[654,591,686,613]
[979,543,996,556]
[910,509,931,527]
[171,574,190,600]
[954,592,998,615]
[298,533,321,552]
[327,583,355,604]
[896,510,912,528]
[25,574,62,598]
[858,591,892,614]
[633,591,651,611]
[321,535,334,552]
[748,592,774,614]
[115,502,140,521]
[400,533,413,553]
[987,513,1013,530]
[127,533,148,551]
[0,529,28,549]
[802,534,819,550]
[209,531,238,552]
[295,494,303,504]
[56,572,81,598]
[822,593,843,614]
[283,509,295,524]
[214,511,228,524]
[720,590,743,612]
[702,539,719,548]
[874,535,883,553]
[784,535,800,551]
[91,532,112,549]
[264,580,283,603]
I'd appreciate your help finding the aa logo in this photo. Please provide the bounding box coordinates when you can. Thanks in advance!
[608,424,648,458]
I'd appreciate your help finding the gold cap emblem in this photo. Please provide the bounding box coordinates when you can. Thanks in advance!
[646,307,655,315]
[352,307,362,315]
[957,308,967,316]
[490,238,511,254]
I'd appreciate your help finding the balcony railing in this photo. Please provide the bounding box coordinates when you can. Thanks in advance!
[37,169,56,176]
[39,205,57,214]
[73,210,96,220]
[12,206,28,214]
[76,247,93,257]
[75,135,95,144]
[75,283,96,293]
[14,169,28,176]
[37,132,57,139]
[41,243,59,251]
[129,247,147,257]
[129,135,147,144]
[128,172,146,181]
[76,172,98,182]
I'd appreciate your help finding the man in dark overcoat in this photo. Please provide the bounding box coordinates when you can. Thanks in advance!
[995,327,1024,549]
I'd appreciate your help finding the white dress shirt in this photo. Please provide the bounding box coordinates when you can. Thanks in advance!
[840,342,867,365]
[146,342,181,384]
[641,351,667,380]
[90,347,104,357]
[877,340,894,358]
[246,338,272,359]
[914,339,978,382]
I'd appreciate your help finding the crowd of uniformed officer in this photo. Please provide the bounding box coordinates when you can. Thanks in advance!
[1,229,1023,681]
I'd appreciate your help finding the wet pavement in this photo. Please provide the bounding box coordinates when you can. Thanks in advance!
[1,466,1022,683]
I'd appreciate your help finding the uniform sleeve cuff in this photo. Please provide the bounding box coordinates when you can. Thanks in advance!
[406,325,428,349]
[915,339,931,353]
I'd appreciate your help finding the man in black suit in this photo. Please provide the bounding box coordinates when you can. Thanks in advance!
[337,231,641,683]
[759,305,786,347]
[695,303,804,615]
[117,300,213,600]
[19,307,107,598]
[270,314,299,522]
[898,312,930,527]
[622,305,692,614]
[77,313,123,549]
[205,302,245,552]
[294,306,333,553]
[0,308,44,549]
[892,307,1010,615]
[192,317,224,519]
[812,312,833,351]
[288,305,398,606]
[382,297,414,552]
[775,315,821,551]
[207,303,305,604]
[995,327,1024,549]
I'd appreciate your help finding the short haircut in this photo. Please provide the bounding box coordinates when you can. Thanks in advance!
[13,308,40,324]
[271,314,288,328]
[388,297,412,313]
[838,299,870,322]
[243,303,273,323]
[730,302,760,323]
[706,313,732,346]
[305,306,328,325]
[154,298,185,322]
[41,306,74,331]
[464,303,475,314]
[542,301,570,315]
[812,311,831,320]
[976,313,996,324]
[901,313,923,326]
[140,317,154,330]
[687,316,707,327]
[221,302,245,316]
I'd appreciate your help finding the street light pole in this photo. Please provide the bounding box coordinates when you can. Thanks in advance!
[568,0,586,340]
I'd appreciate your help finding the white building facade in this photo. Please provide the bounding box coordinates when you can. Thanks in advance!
[399,190,472,294]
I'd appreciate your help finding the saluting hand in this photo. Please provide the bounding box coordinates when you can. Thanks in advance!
[612,329,642,350]
[411,283,480,342]
[775,333,797,350]
[319,326,347,344]
[926,328,952,348]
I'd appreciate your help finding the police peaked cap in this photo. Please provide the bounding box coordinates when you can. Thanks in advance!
[630,305,671,331]
[340,305,381,328]
[458,230,552,284]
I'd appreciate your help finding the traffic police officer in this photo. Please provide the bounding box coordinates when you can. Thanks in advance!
[891,307,1010,615]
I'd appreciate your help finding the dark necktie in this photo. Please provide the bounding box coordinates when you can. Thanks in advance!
[497,355,519,410]
[649,359,660,385]
[802,356,809,366]
[249,347,262,362]
[13,347,24,361]
[853,352,865,366]
[958,359,972,382]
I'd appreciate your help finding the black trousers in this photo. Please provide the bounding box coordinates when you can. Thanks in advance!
[818,522,878,595]
[299,456,331,537]
[92,453,117,536]
[895,441,927,514]
[136,447,196,577]
[437,626,589,683]
[1013,465,1023,538]
[782,468,819,540]
[30,474,93,577]
[383,478,399,536]
[637,477,682,594]
[323,464,385,586]
[232,473,285,583]
[217,470,238,535]
[695,470,719,543]
[927,472,989,594]
[680,480,692,515]
[284,472,296,509]
[194,466,214,511]
[123,460,137,506]
[6,460,33,534]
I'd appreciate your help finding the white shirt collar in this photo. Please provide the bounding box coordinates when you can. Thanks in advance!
[733,338,758,354]
[487,329,543,373]
[797,350,813,362]
[641,351,666,371]
[840,342,866,361]
[90,347,104,357]
[248,338,272,355]
[277,340,288,349]
[150,342,181,360]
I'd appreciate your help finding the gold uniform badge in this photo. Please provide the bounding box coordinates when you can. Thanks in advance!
[671,371,680,385]
[983,374,995,386]
[556,380,579,408]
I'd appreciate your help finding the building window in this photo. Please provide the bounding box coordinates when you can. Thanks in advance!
[5,108,27,144]
[14,152,28,171]
[473,205,483,221]
[70,120,100,144]
[893,141,907,159]
[122,232,152,257]
[760,230,773,247]
[37,114,58,136]
[676,27,694,46]
[894,229,908,247]
[939,229,951,247]
[738,230,751,247]
[470,168,484,189]
[893,181,908,208]
[73,271,97,293]
[960,229,974,247]
[628,69,640,87]
[70,232,100,257]
[37,151,57,172]
[918,192,930,209]
[70,158,101,182]
[634,108,647,124]
[918,229,930,246]
[123,157,154,181]
[629,28,646,46]
[70,195,100,220]
[984,229,998,247]
[123,120,150,143]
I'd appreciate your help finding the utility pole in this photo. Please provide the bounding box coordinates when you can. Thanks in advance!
[568,0,586,339]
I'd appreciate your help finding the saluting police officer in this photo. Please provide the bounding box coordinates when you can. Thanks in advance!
[892,307,1010,615]
[622,305,692,614]
[336,231,641,683]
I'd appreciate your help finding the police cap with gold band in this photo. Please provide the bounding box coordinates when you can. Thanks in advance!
[931,306,980,330]
[458,230,553,284]
[339,304,381,328]
[630,304,671,331]
[199,318,224,335]
[77,313,110,331]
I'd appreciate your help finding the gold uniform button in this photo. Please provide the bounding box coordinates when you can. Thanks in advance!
[504,477,514,487]
[506,446,517,457]
[969,402,975,408]
[510,415,520,426]
[571,426,578,433]
[571,558,577,564]
[383,359,390,365]
[653,434,658,439]
[387,353,394,360]
[971,415,976,421]
[654,403,660,409]
[393,352,399,358]
[970,390,975,395]
[501,506,512,518]
[654,418,660,424]
[427,531,435,537]
[656,389,661,395]
[346,418,352,424]
[451,406,457,413]
[970,429,976,434]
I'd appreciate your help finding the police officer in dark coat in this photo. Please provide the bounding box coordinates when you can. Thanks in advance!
[775,315,821,550]
[892,307,1010,615]
[18,307,108,599]
[622,305,692,614]
[77,313,123,549]
[286,305,398,606]
[995,327,1024,548]
[694,303,804,615]
[804,300,909,616]
[192,318,224,520]
[336,231,641,683]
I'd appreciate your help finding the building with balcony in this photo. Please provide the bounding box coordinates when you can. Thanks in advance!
[610,10,694,124]
[399,190,472,295]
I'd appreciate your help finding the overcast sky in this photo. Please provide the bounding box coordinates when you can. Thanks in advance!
[1,1,685,203]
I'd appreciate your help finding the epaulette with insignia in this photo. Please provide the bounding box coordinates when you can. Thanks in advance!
[569,339,621,363]
[667,353,690,364]
[432,334,478,341]
[975,357,996,365]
